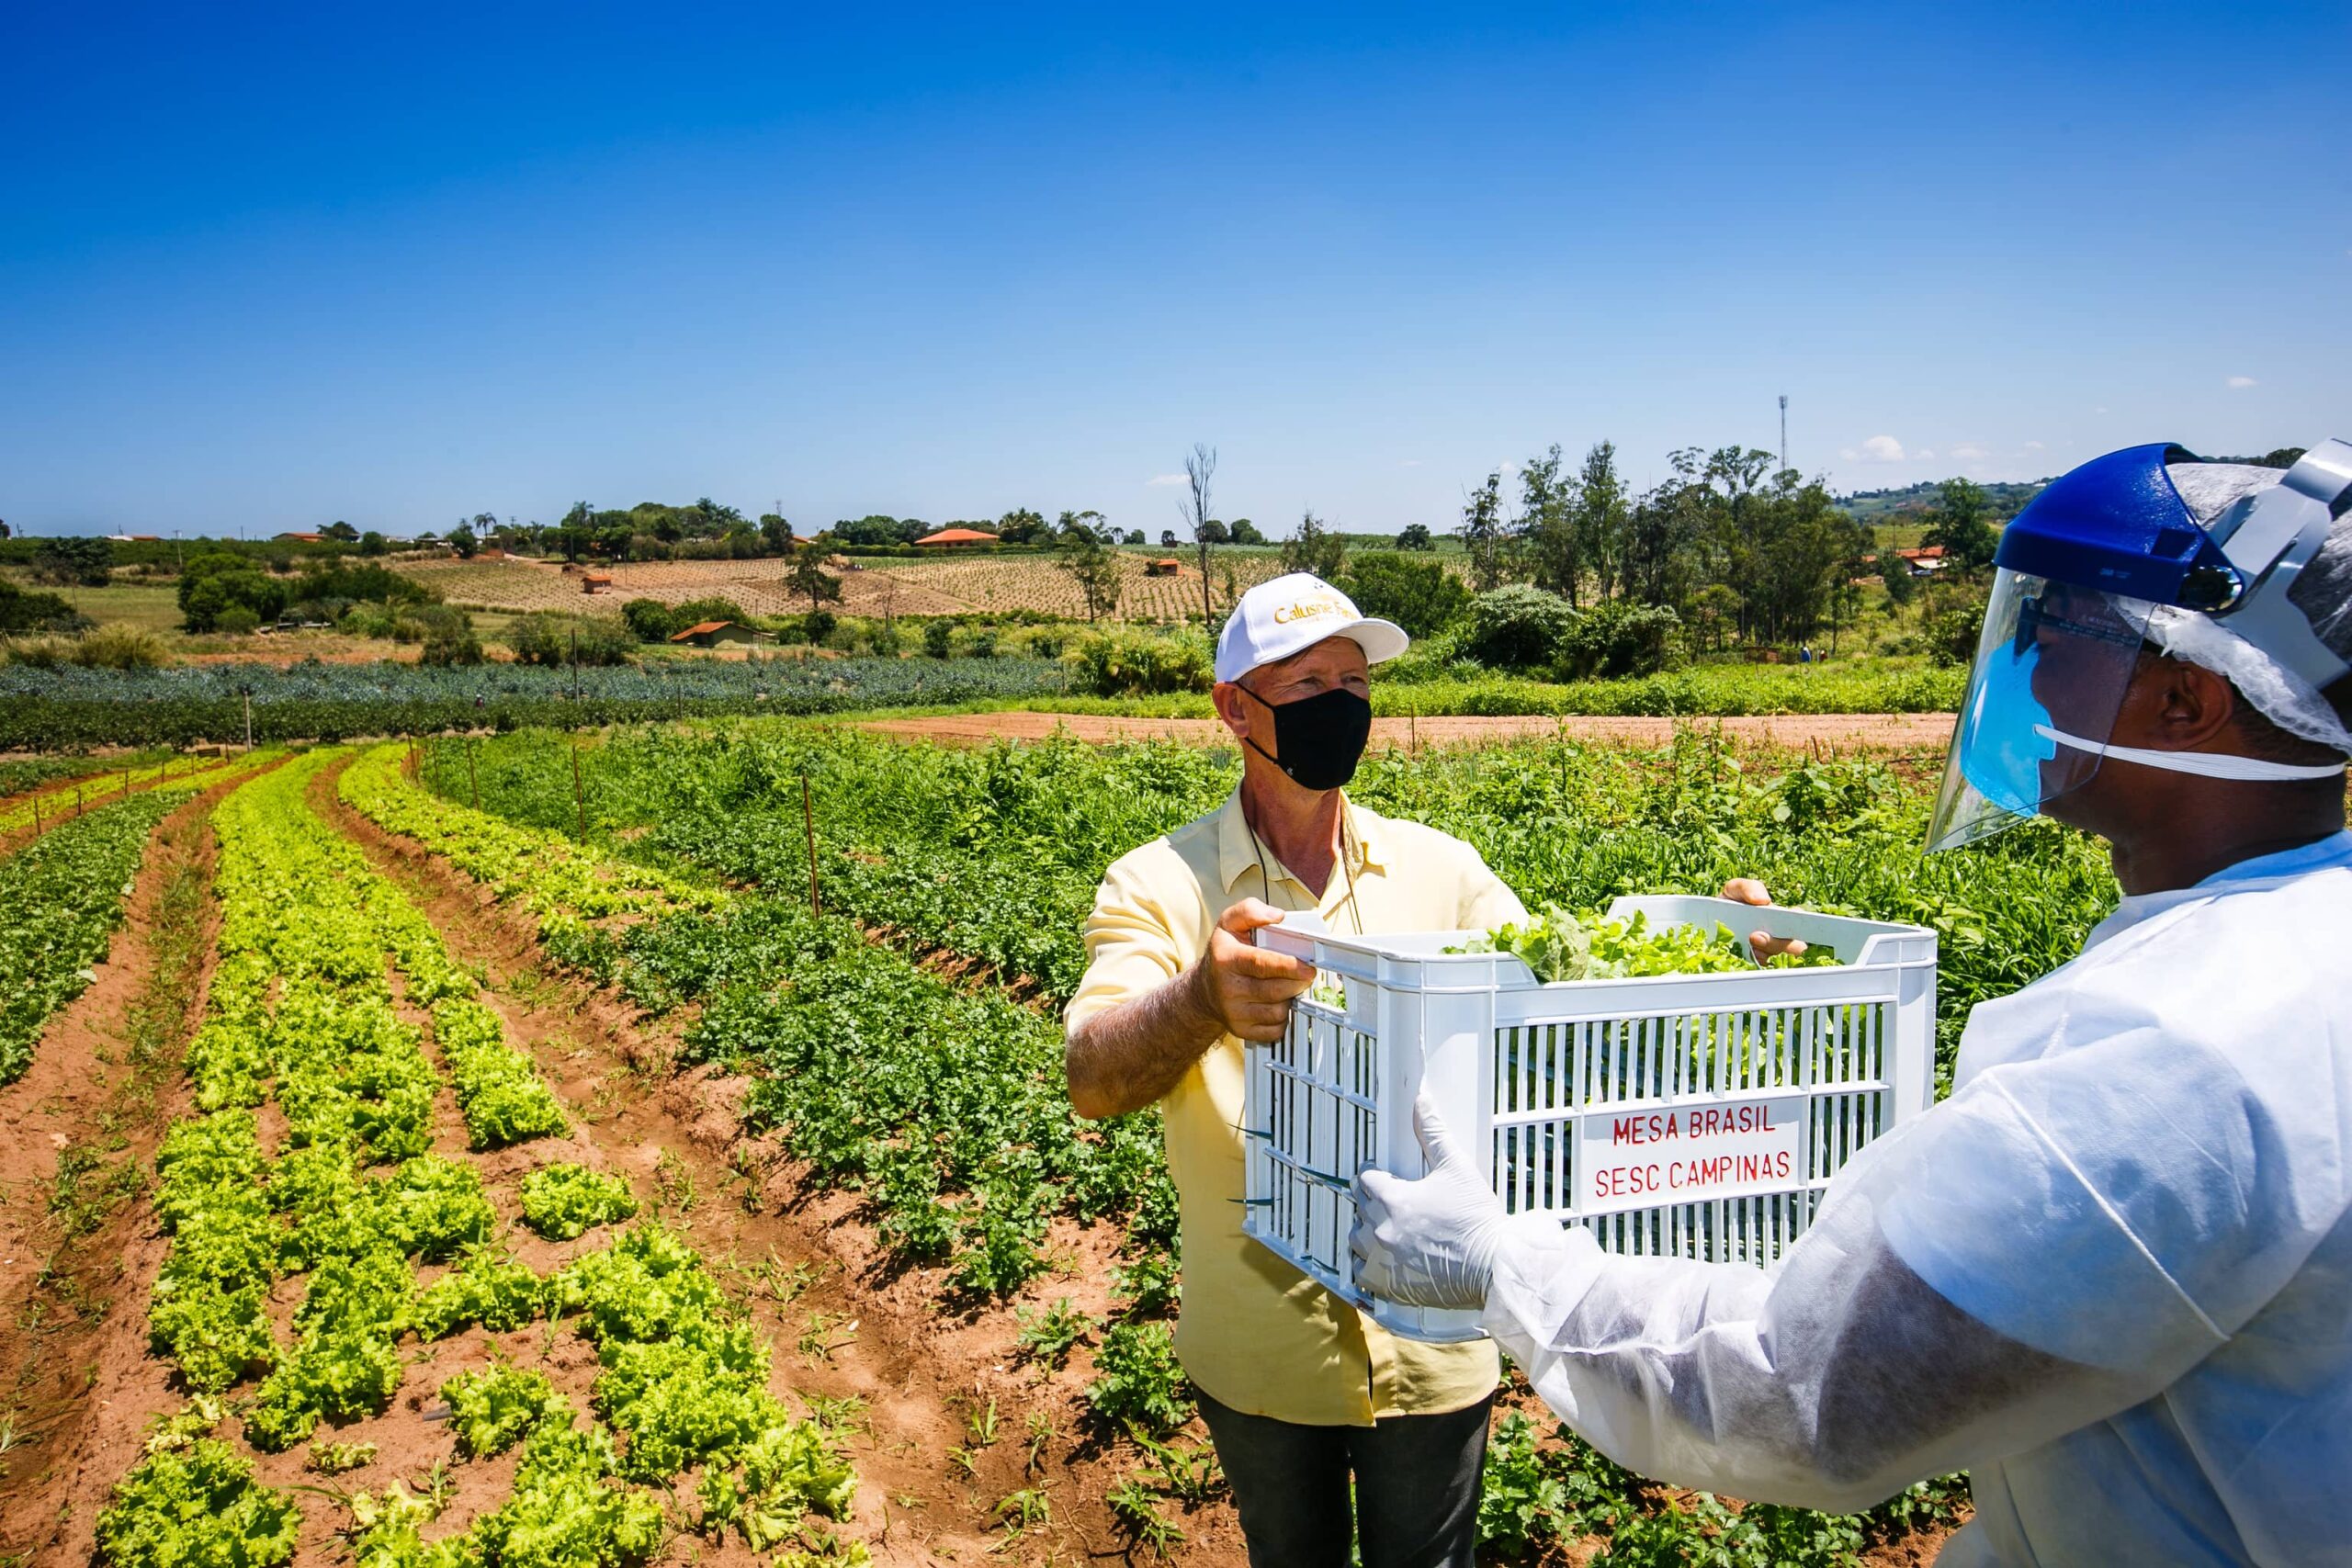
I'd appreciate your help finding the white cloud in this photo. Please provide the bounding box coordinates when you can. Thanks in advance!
[2093,407,2109,415]
[1848,434,1908,463]
[2226,375,2257,389]
[1916,448,1936,461]
[1951,443,1991,461]
[1146,473,1188,487]
[2024,440,2046,451]
[1398,459,1423,468]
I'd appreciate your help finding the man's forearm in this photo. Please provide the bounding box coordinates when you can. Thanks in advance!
[1066,963,1224,1120]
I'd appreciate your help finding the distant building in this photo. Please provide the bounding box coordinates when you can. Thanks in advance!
[1144,558,1184,577]
[668,620,766,649]
[104,534,164,544]
[1894,546,1948,578]
[582,573,615,594]
[275,531,328,544]
[912,527,999,548]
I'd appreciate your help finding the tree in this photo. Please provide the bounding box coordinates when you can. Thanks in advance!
[998,507,1048,546]
[1159,529,1179,548]
[1227,517,1264,546]
[1924,478,1998,574]
[1278,510,1346,581]
[1875,537,1917,608]
[447,524,480,558]
[1182,445,1217,620]
[1570,442,1629,601]
[1520,446,1578,604]
[1056,509,1111,546]
[1396,523,1434,551]
[1056,529,1124,622]
[1458,473,1510,592]
[323,521,359,543]
[786,542,844,614]
[1124,528,1146,545]
[1198,518,1230,545]
[759,513,794,554]
[1340,552,1469,638]
[358,531,388,558]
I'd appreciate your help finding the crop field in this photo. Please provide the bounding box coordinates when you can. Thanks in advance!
[2,715,2120,1564]
[397,549,1309,625]
[0,658,1076,750]
[400,556,971,620]
[864,552,1302,622]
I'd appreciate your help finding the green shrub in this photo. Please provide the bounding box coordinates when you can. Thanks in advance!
[508,614,636,668]
[1554,599,1679,680]
[415,606,483,667]
[1068,627,1213,696]
[1464,584,1576,670]
[214,605,262,637]
[0,577,87,636]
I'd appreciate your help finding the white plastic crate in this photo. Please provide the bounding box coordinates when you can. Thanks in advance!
[1243,896,1937,1342]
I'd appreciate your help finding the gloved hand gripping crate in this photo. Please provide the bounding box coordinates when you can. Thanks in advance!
[1242,896,1938,1342]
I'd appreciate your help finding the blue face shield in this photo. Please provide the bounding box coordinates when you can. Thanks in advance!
[1928,572,2152,852]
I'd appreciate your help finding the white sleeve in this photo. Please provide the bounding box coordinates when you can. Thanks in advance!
[1479,1031,2295,1512]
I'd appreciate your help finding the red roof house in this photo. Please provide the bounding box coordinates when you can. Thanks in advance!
[913,527,999,547]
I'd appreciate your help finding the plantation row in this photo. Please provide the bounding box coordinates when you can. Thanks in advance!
[0,748,281,1085]
[340,745,1224,1551]
[370,728,2005,1561]
[0,658,1075,750]
[95,756,864,1568]
[451,722,2117,1084]
[0,750,262,838]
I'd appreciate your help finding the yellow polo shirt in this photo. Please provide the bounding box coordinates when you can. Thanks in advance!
[1067,789,1527,1427]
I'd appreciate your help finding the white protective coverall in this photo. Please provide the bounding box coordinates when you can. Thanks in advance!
[1480,831,2352,1565]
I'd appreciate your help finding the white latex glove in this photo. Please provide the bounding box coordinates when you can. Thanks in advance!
[1349,1092,1510,1310]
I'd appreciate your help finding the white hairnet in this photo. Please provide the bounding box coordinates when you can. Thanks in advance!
[2159,462,2352,755]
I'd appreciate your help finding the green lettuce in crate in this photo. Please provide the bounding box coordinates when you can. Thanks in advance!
[1450,905,1829,982]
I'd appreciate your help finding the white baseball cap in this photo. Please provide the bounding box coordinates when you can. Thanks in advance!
[1214,571,1409,684]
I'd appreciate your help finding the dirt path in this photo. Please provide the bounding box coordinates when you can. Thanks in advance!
[314,754,1248,1566]
[857,710,1957,755]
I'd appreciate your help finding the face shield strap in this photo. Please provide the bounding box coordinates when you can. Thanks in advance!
[2032,725,2346,782]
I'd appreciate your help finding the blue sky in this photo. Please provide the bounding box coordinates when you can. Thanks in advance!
[4,2,2346,538]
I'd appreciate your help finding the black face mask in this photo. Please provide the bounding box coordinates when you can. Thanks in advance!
[1240,684,1374,791]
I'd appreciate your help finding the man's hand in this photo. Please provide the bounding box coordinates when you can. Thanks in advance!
[1351,1094,1510,1310]
[1193,898,1316,1043]
[1722,877,1807,964]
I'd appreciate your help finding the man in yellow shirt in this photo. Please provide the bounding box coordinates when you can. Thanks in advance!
[1064,571,1526,1568]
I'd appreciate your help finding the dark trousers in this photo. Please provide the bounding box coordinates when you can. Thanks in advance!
[1194,1386,1494,1568]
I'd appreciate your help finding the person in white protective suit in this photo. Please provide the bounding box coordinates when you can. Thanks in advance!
[1351,440,2352,1566]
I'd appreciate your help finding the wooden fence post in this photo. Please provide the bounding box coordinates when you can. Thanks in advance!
[801,771,821,919]
[468,740,481,812]
[571,739,587,840]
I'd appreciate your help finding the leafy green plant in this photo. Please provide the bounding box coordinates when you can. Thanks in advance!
[95,1438,301,1568]
[1085,1320,1193,1437]
[1012,1298,1092,1368]
[441,1365,572,1460]
[519,1163,639,1241]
